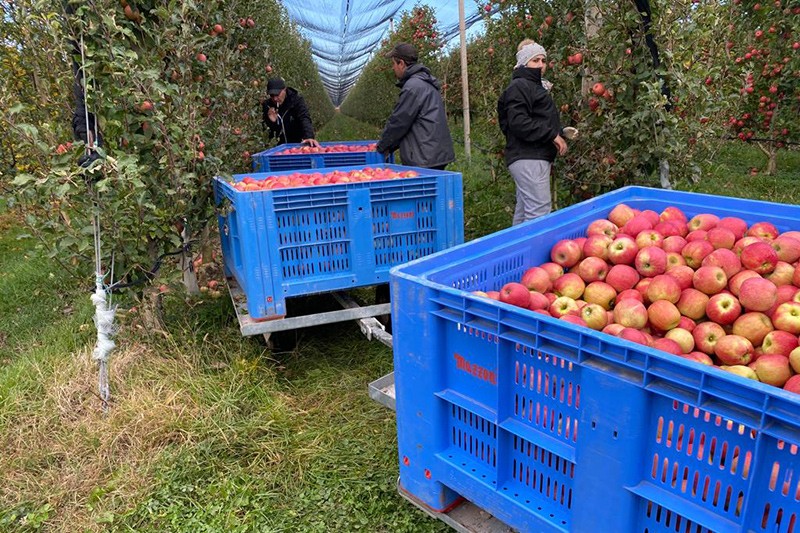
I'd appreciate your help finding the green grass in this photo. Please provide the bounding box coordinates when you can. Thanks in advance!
[0,119,798,532]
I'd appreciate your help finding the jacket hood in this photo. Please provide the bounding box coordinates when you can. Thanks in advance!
[398,63,441,90]
[511,67,543,85]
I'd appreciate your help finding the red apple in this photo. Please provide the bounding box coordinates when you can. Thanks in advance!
[681,351,714,365]
[685,230,708,243]
[706,293,742,325]
[602,323,626,337]
[717,217,748,240]
[651,337,682,355]
[732,312,774,346]
[665,328,694,353]
[682,240,715,269]
[678,316,696,331]
[607,235,639,265]
[560,314,588,327]
[550,239,583,268]
[766,261,795,287]
[783,374,800,394]
[662,235,688,254]
[553,273,586,300]
[520,266,553,293]
[665,252,687,270]
[586,218,619,238]
[666,264,694,290]
[635,230,664,249]
[715,334,754,365]
[613,298,649,329]
[646,274,682,304]
[499,282,531,308]
[761,330,798,357]
[617,288,643,303]
[701,248,742,279]
[550,296,579,318]
[617,327,649,345]
[575,256,609,283]
[621,214,654,238]
[581,303,609,330]
[528,290,551,311]
[740,242,779,274]
[635,246,667,277]
[688,213,719,232]
[608,204,636,227]
[648,300,681,332]
[693,321,726,355]
[728,269,762,297]
[721,365,758,380]
[677,288,710,321]
[746,221,779,241]
[605,264,640,292]
[752,354,792,386]
[540,262,564,282]
[692,266,728,295]
[660,206,688,224]
[583,234,613,260]
[583,281,617,310]
[654,221,683,238]
[738,277,777,312]
[706,227,736,250]
[733,236,762,256]
[771,302,800,334]
[789,346,800,373]
[770,235,800,263]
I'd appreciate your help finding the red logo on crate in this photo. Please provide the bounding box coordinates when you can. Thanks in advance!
[391,210,415,220]
[453,353,497,385]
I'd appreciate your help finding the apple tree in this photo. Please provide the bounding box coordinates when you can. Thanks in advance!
[1,0,333,302]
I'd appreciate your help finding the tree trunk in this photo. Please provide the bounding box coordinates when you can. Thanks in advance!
[766,149,777,176]
[582,3,603,96]
[181,224,200,295]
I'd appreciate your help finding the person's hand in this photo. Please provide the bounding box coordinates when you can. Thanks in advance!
[267,107,278,123]
[554,134,568,156]
[302,138,321,148]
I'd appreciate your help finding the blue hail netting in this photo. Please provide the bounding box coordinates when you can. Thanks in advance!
[281,1,489,105]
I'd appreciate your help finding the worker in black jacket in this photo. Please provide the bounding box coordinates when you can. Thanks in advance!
[376,43,454,169]
[262,78,320,147]
[497,41,568,225]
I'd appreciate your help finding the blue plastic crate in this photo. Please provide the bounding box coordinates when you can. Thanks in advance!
[390,186,800,533]
[214,164,463,320]
[252,140,393,172]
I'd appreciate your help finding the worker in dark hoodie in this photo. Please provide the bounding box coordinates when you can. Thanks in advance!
[497,40,568,225]
[376,42,454,169]
[262,77,321,147]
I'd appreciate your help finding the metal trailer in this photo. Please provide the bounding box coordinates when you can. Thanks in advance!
[228,276,511,532]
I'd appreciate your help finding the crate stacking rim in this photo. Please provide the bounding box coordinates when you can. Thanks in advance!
[252,140,392,172]
[390,186,800,533]
[214,164,463,320]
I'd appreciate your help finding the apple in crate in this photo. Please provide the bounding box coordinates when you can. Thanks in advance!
[701,248,742,279]
[686,230,708,243]
[738,277,777,312]
[651,337,683,355]
[550,296,579,318]
[520,266,552,293]
[621,214,653,238]
[693,321,726,355]
[608,203,636,227]
[789,346,800,373]
[688,213,719,232]
[706,293,742,325]
[732,312,774,346]
[580,303,608,330]
[666,265,694,291]
[752,355,793,387]
[662,235,687,254]
[721,365,758,380]
[499,282,530,308]
[648,300,681,332]
[606,264,640,292]
[665,328,694,353]
[550,239,582,268]
[761,330,798,357]
[583,234,613,260]
[715,334,754,366]
[784,375,800,395]
[635,246,667,277]
[746,221,779,241]
[617,327,649,345]
[740,242,779,274]
[646,274,681,304]
[766,261,795,287]
[717,217,748,240]
[771,301,800,334]
[677,288,709,321]
[607,235,638,265]
[706,227,736,250]
[583,281,616,310]
[682,240,714,269]
[770,235,800,263]
[728,269,762,297]
[681,351,714,365]
[586,218,619,238]
[540,262,564,282]
[553,273,585,300]
[613,299,648,329]
[659,206,688,224]
[692,266,727,295]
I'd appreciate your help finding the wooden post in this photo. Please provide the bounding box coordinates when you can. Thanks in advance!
[458,0,472,160]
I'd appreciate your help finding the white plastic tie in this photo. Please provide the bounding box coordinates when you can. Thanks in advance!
[91,287,117,363]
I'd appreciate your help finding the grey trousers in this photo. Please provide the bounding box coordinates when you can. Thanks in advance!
[508,159,552,225]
